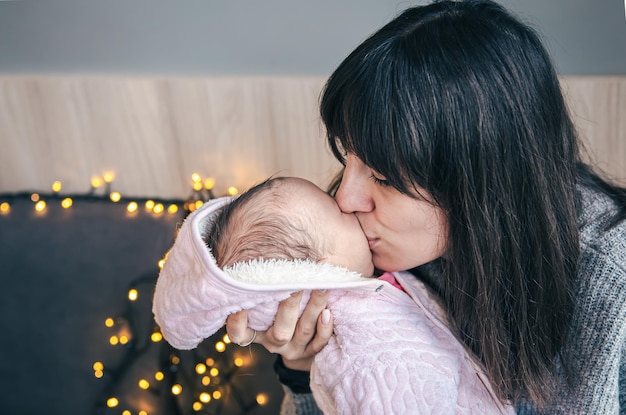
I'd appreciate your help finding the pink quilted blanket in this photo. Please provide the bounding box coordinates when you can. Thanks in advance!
[153,197,513,414]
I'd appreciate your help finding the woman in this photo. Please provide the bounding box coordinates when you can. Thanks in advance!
[227,0,626,413]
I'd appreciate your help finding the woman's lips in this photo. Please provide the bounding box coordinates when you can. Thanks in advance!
[367,237,378,250]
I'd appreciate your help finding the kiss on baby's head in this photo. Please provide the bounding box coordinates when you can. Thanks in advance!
[204,176,374,277]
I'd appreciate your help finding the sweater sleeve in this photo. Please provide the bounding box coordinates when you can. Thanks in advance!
[562,223,626,414]
[518,222,626,414]
[518,248,626,414]
[611,234,626,413]
[280,387,323,415]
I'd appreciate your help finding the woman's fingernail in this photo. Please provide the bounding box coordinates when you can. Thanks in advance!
[317,289,327,294]
[321,309,331,325]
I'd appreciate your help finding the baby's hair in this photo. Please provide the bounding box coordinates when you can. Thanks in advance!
[205,177,325,268]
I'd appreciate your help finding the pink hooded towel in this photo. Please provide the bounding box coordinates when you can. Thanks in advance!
[153,197,514,414]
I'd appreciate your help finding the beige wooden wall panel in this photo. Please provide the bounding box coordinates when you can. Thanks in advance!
[561,76,626,185]
[0,76,337,199]
[0,76,624,199]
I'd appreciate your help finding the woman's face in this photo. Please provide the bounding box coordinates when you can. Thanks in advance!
[335,154,448,272]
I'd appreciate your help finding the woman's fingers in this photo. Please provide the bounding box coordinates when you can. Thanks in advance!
[278,290,330,362]
[281,303,333,371]
[307,308,333,354]
[226,290,333,372]
[292,290,330,347]
[263,291,304,351]
[226,309,256,346]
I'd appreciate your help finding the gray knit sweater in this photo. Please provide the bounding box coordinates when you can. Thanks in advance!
[281,185,626,414]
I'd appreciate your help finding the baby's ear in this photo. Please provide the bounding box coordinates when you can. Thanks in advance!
[317,255,339,269]
[318,258,330,266]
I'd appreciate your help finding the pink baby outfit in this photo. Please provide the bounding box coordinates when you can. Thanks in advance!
[153,197,514,415]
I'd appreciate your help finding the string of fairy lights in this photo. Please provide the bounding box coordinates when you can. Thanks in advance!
[0,172,239,216]
[0,173,275,415]
[92,272,269,415]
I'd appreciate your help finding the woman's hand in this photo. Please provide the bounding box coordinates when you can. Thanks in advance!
[226,290,333,371]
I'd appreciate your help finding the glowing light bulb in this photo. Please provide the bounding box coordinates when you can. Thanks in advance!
[105,317,114,327]
[103,172,115,183]
[199,392,211,403]
[94,370,103,378]
[155,371,164,381]
[167,204,178,214]
[122,411,131,415]
[204,178,215,190]
[91,177,103,188]
[212,391,222,400]
[191,173,202,183]
[193,182,203,191]
[110,192,121,202]
[93,362,104,371]
[152,203,164,214]
[194,200,203,209]
[106,397,119,408]
[119,335,129,344]
[193,401,203,411]
[110,335,119,345]
[127,201,138,213]
[158,259,166,269]
[61,198,73,209]
[206,358,215,366]
[0,202,10,214]
[139,411,147,415]
[52,181,62,192]
[209,367,219,377]
[195,363,207,374]
[151,332,162,342]
[128,289,138,301]
[171,356,180,365]
[256,393,268,405]
[234,357,244,367]
[215,341,226,352]
[171,384,183,395]
[138,379,150,390]
[145,200,155,210]
[35,200,46,212]
[201,376,210,386]
[227,186,239,196]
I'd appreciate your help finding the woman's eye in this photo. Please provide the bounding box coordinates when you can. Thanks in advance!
[370,173,390,187]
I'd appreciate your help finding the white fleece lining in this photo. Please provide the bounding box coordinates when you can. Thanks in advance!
[223,258,367,285]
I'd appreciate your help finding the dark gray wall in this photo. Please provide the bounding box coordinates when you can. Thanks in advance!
[0,0,624,76]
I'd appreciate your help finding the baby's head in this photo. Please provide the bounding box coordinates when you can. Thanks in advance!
[205,177,374,277]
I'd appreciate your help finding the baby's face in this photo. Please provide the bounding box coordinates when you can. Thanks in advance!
[291,178,374,277]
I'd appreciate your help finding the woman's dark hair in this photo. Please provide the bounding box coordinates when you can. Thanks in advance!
[321,0,626,406]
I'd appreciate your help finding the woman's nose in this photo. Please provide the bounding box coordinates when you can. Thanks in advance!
[335,156,374,214]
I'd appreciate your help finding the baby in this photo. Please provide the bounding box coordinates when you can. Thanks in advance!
[206,176,374,278]
[153,177,513,414]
